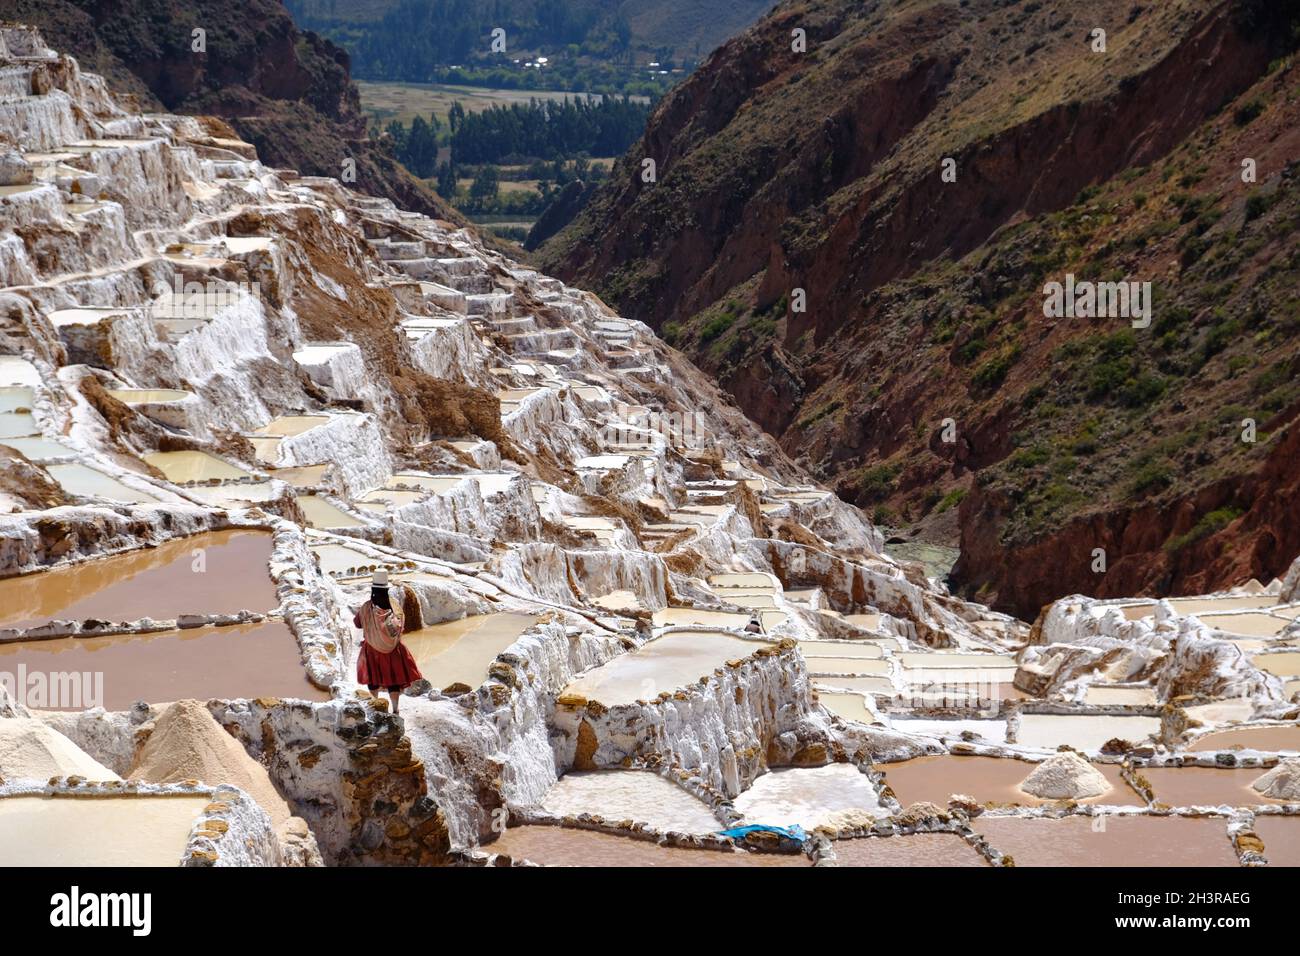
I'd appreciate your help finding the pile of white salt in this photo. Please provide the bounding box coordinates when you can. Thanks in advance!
[0,718,120,781]
[1251,758,1300,800]
[1019,751,1111,800]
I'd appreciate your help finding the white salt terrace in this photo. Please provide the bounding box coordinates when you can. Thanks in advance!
[733,764,885,830]
[46,306,131,328]
[104,388,192,404]
[254,415,330,438]
[310,542,397,577]
[355,489,426,512]
[563,631,771,706]
[0,794,212,867]
[402,613,537,691]
[385,472,519,497]
[2,436,75,461]
[537,771,721,834]
[0,386,32,412]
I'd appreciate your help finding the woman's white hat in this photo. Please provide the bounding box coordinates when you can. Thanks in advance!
[372,569,389,587]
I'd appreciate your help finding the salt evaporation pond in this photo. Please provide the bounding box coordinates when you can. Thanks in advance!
[972,815,1238,867]
[1201,613,1291,638]
[733,764,884,830]
[0,619,326,709]
[270,464,331,487]
[104,388,191,404]
[799,641,884,659]
[0,411,35,438]
[296,495,366,529]
[0,529,276,629]
[1,436,75,460]
[255,415,329,437]
[0,385,32,412]
[1121,595,1277,619]
[1142,767,1297,808]
[1188,724,1300,753]
[563,631,769,706]
[833,834,988,867]
[1084,685,1159,706]
[805,657,890,676]
[402,613,537,690]
[1256,653,1300,678]
[818,692,879,724]
[1254,816,1300,866]
[538,771,721,834]
[0,794,212,866]
[46,463,160,503]
[1015,714,1160,751]
[143,450,251,483]
[881,756,1144,807]
[485,826,809,867]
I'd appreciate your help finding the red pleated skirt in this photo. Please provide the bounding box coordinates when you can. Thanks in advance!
[357,640,423,690]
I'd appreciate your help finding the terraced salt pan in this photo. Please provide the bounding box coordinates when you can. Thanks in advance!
[1015,714,1160,752]
[972,816,1238,867]
[538,771,721,834]
[818,676,896,695]
[104,388,191,404]
[0,412,36,437]
[0,385,32,412]
[1121,595,1277,620]
[296,495,366,529]
[733,764,884,830]
[882,756,1144,808]
[804,657,890,676]
[833,834,989,867]
[0,357,40,387]
[0,529,277,629]
[143,450,251,483]
[1142,767,1297,808]
[817,692,880,724]
[1188,724,1300,753]
[402,613,537,691]
[1255,653,1300,677]
[255,415,329,437]
[563,631,770,706]
[270,464,331,487]
[898,652,1018,670]
[0,620,327,709]
[46,463,160,503]
[1202,613,1292,638]
[799,641,885,659]
[182,481,282,505]
[889,718,1007,743]
[1254,816,1300,866]
[355,489,425,512]
[310,542,390,577]
[1,437,75,461]
[485,826,809,866]
[0,795,212,866]
[1084,685,1159,706]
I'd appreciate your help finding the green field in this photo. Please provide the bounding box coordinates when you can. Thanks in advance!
[357,80,639,127]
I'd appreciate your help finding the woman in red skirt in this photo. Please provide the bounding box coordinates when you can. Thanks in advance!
[354,570,422,715]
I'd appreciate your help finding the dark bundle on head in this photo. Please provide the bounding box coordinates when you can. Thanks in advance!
[371,585,392,610]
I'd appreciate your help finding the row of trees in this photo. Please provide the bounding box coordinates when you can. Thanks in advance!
[450,95,649,164]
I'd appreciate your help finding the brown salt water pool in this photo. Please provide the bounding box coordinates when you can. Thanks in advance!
[0,529,277,629]
[1188,724,1300,753]
[1254,816,1300,866]
[1142,767,1296,808]
[972,815,1239,867]
[0,619,326,709]
[833,833,988,867]
[484,825,810,866]
[0,794,211,866]
[880,755,1145,808]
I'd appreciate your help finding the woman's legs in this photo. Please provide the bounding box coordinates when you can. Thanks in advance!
[388,688,401,715]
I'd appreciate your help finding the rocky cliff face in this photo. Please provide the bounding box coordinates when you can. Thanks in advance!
[537,0,1300,618]
[0,0,462,223]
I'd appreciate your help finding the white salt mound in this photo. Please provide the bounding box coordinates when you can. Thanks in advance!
[129,700,292,826]
[1019,751,1111,800]
[1251,758,1300,800]
[0,718,121,781]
